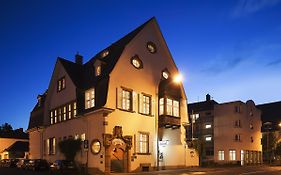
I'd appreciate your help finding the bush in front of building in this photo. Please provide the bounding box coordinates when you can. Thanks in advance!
[58,138,82,161]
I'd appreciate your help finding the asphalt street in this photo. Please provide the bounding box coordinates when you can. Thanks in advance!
[1,166,281,175]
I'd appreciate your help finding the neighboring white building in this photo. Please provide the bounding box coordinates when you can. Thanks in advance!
[27,18,198,174]
[188,95,262,165]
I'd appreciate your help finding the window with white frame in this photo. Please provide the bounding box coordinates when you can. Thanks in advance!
[68,104,72,119]
[159,98,164,115]
[54,110,57,123]
[218,150,224,160]
[139,132,149,153]
[50,111,53,124]
[81,133,86,141]
[63,106,66,121]
[142,95,151,115]
[58,108,61,122]
[73,102,77,117]
[85,88,95,109]
[121,89,132,111]
[166,98,173,115]
[173,100,179,117]
[57,77,66,92]
[229,150,236,161]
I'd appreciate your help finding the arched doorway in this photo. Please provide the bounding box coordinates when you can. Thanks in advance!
[103,126,132,173]
[110,138,126,172]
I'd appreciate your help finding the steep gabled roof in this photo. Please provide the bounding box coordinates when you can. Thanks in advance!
[3,141,29,153]
[58,17,154,90]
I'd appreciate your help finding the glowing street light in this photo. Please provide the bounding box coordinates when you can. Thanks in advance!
[173,73,183,84]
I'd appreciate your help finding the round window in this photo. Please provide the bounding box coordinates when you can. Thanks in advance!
[91,139,101,154]
[101,50,109,58]
[162,71,169,79]
[131,55,143,69]
[147,42,157,53]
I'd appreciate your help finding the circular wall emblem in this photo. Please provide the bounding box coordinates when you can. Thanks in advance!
[91,139,101,154]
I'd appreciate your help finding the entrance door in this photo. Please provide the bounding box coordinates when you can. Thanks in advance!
[110,147,125,173]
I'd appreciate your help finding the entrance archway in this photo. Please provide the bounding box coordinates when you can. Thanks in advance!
[110,138,126,172]
[104,126,132,173]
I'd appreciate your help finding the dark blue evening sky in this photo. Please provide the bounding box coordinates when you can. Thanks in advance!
[1,0,281,130]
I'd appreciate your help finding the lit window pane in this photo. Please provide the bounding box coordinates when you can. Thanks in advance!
[166,98,173,115]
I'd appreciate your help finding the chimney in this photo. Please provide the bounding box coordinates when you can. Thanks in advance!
[206,94,211,101]
[75,53,83,65]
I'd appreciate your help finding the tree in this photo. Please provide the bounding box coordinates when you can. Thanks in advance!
[58,138,82,161]
[262,132,277,163]
[192,138,206,166]
[274,142,281,165]
[0,123,13,134]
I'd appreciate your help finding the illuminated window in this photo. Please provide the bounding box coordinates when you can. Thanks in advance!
[96,66,101,76]
[58,108,61,122]
[54,110,57,123]
[81,133,86,141]
[49,137,56,155]
[218,150,224,160]
[173,100,179,117]
[68,104,72,119]
[166,98,173,115]
[131,55,143,69]
[50,111,53,125]
[190,113,199,123]
[85,88,95,109]
[63,106,66,121]
[74,134,79,140]
[162,71,169,79]
[73,102,77,117]
[57,77,65,92]
[205,136,212,142]
[139,132,149,153]
[159,98,164,115]
[121,89,132,111]
[166,98,180,117]
[205,124,212,129]
[147,42,157,53]
[101,50,109,58]
[142,95,151,115]
[229,150,236,161]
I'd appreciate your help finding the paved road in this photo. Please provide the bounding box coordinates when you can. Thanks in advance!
[1,166,281,175]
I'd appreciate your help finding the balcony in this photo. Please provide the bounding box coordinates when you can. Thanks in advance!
[159,115,180,129]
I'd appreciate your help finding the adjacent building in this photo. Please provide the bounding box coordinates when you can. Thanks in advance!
[188,94,262,165]
[27,18,198,173]
[257,101,281,163]
[0,128,29,160]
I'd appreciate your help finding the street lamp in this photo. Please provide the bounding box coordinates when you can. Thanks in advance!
[173,73,183,84]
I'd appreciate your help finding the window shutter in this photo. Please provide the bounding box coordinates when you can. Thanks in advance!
[116,88,122,109]
[132,91,137,112]
[151,96,155,116]
[139,93,143,113]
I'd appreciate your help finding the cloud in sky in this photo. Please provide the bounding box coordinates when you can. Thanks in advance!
[266,59,281,66]
[201,56,244,75]
[232,0,281,17]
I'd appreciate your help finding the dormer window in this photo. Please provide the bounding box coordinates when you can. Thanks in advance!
[85,88,95,109]
[57,77,66,92]
[96,65,101,76]
[101,50,109,58]
[147,42,157,53]
[131,55,143,69]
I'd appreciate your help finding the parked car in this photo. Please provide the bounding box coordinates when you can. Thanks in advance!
[50,160,78,174]
[0,159,9,167]
[0,159,12,168]
[26,159,49,171]
[17,159,30,169]
[9,159,20,168]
